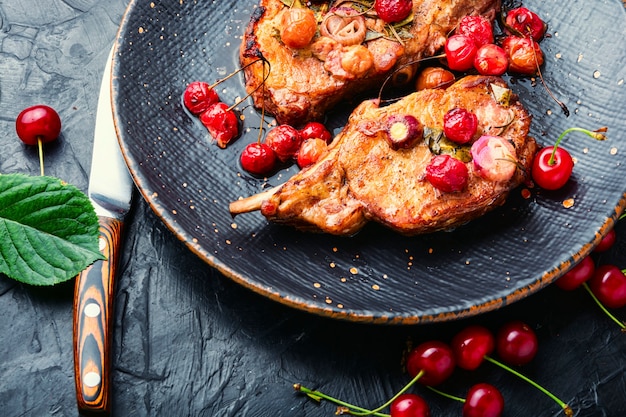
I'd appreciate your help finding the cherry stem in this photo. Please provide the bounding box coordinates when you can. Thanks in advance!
[582,282,626,331]
[293,383,390,417]
[377,54,446,104]
[294,369,425,416]
[37,137,45,176]
[426,385,465,403]
[548,127,607,166]
[483,355,573,416]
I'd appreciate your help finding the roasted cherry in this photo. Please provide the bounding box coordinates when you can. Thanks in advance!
[200,102,239,148]
[443,108,478,144]
[505,7,547,41]
[299,121,332,143]
[457,14,494,47]
[425,154,469,193]
[445,34,478,72]
[183,81,219,115]
[296,138,328,169]
[374,0,413,23]
[240,142,277,176]
[502,36,543,75]
[265,124,302,162]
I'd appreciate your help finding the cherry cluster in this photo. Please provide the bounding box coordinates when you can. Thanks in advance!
[240,121,332,176]
[556,225,626,329]
[296,320,572,417]
[183,81,240,149]
[445,7,546,77]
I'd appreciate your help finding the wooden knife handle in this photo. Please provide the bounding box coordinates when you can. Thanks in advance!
[73,215,123,416]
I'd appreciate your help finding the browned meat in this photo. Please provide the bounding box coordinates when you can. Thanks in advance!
[229,75,537,236]
[241,0,501,126]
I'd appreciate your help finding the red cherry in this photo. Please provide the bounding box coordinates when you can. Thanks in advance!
[183,81,219,115]
[451,325,495,371]
[443,108,478,144]
[445,34,478,72]
[16,105,62,146]
[425,154,469,193]
[473,44,509,76]
[457,15,494,47]
[531,146,574,190]
[462,383,505,417]
[265,124,302,162]
[299,121,332,143]
[555,256,595,291]
[501,36,543,76]
[495,321,538,366]
[374,0,413,23]
[588,264,626,309]
[406,341,456,386]
[200,102,239,148]
[240,142,277,176]
[390,393,431,417]
[594,228,616,253]
[505,7,547,41]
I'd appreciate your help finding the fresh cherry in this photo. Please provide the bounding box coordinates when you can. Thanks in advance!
[390,393,431,417]
[299,121,332,144]
[594,228,616,253]
[531,146,573,190]
[496,321,538,366]
[445,34,478,72]
[16,105,62,146]
[555,256,595,291]
[451,325,495,371]
[457,15,494,47]
[240,142,277,176]
[183,81,219,115]
[443,108,478,144]
[425,154,469,193]
[406,340,456,386]
[588,264,626,309]
[462,383,504,417]
[200,102,239,148]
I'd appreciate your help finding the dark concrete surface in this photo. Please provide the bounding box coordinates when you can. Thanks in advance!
[1,1,625,416]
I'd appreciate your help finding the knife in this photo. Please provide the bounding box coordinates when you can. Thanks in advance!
[73,45,133,416]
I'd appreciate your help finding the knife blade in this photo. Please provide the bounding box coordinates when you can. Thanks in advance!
[73,45,133,416]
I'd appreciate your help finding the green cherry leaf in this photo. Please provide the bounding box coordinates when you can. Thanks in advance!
[0,173,105,286]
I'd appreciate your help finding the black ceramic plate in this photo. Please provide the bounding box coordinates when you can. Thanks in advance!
[112,0,626,324]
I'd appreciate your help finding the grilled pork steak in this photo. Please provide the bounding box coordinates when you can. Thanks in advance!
[241,0,501,126]
[229,76,537,236]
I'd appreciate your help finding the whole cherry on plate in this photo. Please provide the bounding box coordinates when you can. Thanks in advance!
[374,0,413,23]
[265,124,302,162]
[200,102,239,148]
[457,14,494,47]
[445,34,478,71]
[183,81,219,115]
[240,142,277,176]
[473,44,509,76]
[501,36,543,76]
[296,138,328,169]
[425,154,469,193]
[298,121,332,143]
[505,7,547,41]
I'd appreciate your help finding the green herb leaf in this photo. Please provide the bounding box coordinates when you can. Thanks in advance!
[0,173,104,286]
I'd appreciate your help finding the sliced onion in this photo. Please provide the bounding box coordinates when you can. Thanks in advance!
[471,135,518,182]
[320,9,367,46]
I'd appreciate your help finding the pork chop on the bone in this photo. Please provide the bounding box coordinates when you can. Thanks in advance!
[229,76,537,236]
[240,0,501,126]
